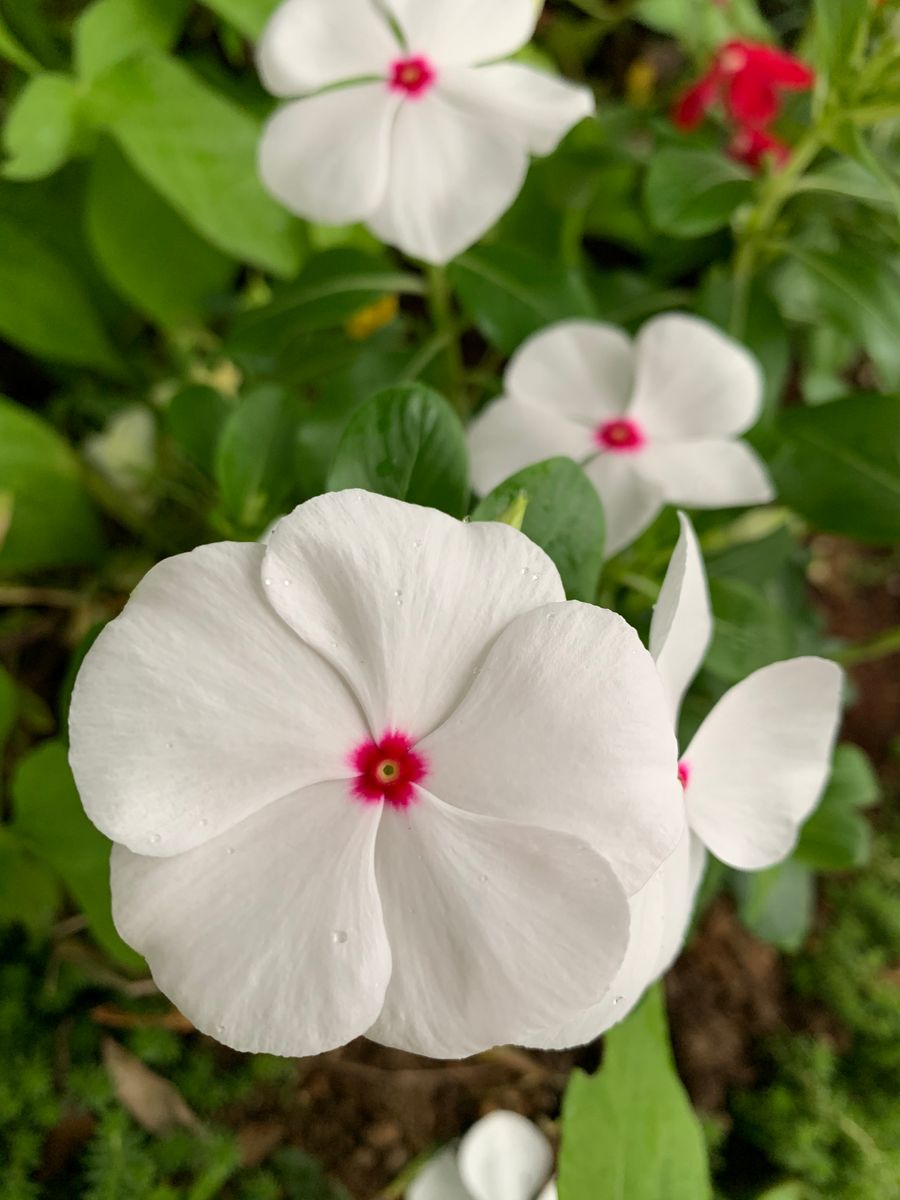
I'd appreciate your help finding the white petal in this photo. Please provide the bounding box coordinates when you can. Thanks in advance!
[505,321,634,426]
[630,314,764,439]
[685,658,843,870]
[468,396,595,497]
[386,0,539,65]
[368,790,629,1058]
[408,1148,474,1200]
[111,782,391,1056]
[638,440,775,509]
[257,0,397,96]
[439,64,594,156]
[655,831,707,976]
[263,491,564,738]
[537,1183,558,1200]
[258,85,397,225]
[459,1111,553,1200]
[69,542,365,858]
[582,456,664,558]
[367,91,527,264]
[649,513,712,719]
[421,602,683,896]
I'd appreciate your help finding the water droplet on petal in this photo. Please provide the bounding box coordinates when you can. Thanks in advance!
[264,578,273,586]
[165,742,174,751]
[521,567,529,575]
[531,574,539,582]
[216,1022,226,1033]
[413,540,423,549]
[613,996,624,1007]
[226,847,235,856]
[282,579,291,587]
[149,834,161,845]
[479,873,488,883]
[332,930,348,945]
[199,818,208,828]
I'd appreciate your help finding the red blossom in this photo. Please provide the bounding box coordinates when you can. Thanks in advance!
[728,125,791,171]
[673,39,814,131]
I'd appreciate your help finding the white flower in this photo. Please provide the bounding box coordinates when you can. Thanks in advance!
[408,1110,557,1200]
[468,315,776,557]
[69,490,683,1059]
[526,514,843,1049]
[84,406,157,495]
[256,0,594,264]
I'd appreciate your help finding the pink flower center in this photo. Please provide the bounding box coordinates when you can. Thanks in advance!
[350,732,428,809]
[678,760,692,789]
[595,418,646,454]
[389,55,437,98]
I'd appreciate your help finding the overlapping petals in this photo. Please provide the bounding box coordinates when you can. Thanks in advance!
[409,1110,556,1200]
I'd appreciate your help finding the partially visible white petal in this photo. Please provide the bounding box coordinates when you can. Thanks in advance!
[259,85,397,225]
[459,1111,553,1200]
[537,1182,558,1200]
[439,63,594,155]
[69,543,365,858]
[685,658,843,870]
[408,1148,473,1200]
[468,396,595,497]
[386,0,539,65]
[111,782,390,1056]
[367,91,527,264]
[653,829,706,977]
[263,491,564,738]
[630,315,764,439]
[368,790,629,1058]
[422,602,683,896]
[582,455,664,558]
[505,321,634,426]
[257,0,397,96]
[649,513,712,719]
[638,440,775,509]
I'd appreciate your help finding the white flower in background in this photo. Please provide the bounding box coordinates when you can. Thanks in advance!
[69,490,682,1059]
[468,315,775,558]
[408,1110,557,1200]
[83,406,157,496]
[256,0,594,264]
[528,514,843,1049]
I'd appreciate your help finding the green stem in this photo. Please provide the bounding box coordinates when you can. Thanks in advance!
[835,625,900,669]
[425,264,467,417]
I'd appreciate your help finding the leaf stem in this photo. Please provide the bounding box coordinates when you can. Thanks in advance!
[425,263,468,417]
[835,625,900,669]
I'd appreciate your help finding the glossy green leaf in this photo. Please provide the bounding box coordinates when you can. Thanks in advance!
[706,578,794,685]
[796,744,879,870]
[644,148,753,239]
[327,384,469,517]
[0,829,60,937]
[2,73,80,181]
[0,12,41,72]
[558,985,712,1200]
[772,395,900,542]
[202,0,280,38]
[473,458,605,601]
[165,385,231,476]
[814,0,870,79]
[0,396,105,572]
[732,859,814,952]
[215,385,302,531]
[635,0,770,51]
[88,52,303,275]
[74,0,190,81]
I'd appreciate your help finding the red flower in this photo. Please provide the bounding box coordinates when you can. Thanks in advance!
[674,40,814,131]
[728,126,791,171]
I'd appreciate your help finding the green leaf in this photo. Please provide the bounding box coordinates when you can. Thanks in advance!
[772,394,900,542]
[558,986,712,1200]
[327,384,469,517]
[450,244,597,355]
[796,744,879,870]
[0,214,121,372]
[2,73,80,181]
[731,859,814,952]
[202,0,280,38]
[473,458,605,601]
[0,396,105,572]
[88,52,303,275]
[0,12,41,72]
[0,829,61,937]
[215,385,302,532]
[164,385,231,476]
[86,140,234,327]
[0,663,19,756]
[813,0,870,79]
[635,0,771,52]
[11,741,142,968]
[74,0,190,82]
[706,578,794,685]
[644,148,753,239]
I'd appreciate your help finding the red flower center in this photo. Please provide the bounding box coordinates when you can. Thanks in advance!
[595,418,646,454]
[350,732,428,809]
[678,761,691,789]
[389,55,437,98]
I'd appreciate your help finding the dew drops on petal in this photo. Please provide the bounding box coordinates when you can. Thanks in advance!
[332,930,349,945]
[149,834,161,845]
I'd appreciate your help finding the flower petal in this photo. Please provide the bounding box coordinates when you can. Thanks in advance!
[684,658,843,870]
[386,0,539,65]
[582,455,664,558]
[69,542,366,858]
[366,91,527,264]
[505,320,634,426]
[263,491,564,738]
[257,0,397,96]
[655,831,707,975]
[258,85,397,226]
[468,396,595,496]
[439,63,594,156]
[630,315,763,439]
[111,782,391,1056]
[537,1183,558,1200]
[459,1111,553,1200]
[408,1149,473,1200]
[638,439,774,509]
[649,513,712,719]
[368,789,629,1057]
[421,602,683,895]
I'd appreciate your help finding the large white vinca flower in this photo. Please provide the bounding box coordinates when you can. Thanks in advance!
[468,315,775,558]
[408,1110,556,1200]
[529,514,843,1048]
[69,490,682,1059]
[256,0,594,264]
